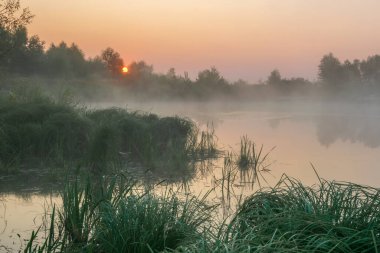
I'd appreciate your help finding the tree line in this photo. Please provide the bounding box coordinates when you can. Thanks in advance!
[2,0,380,100]
[319,53,380,88]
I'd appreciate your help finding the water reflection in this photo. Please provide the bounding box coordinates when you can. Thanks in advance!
[316,115,380,148]
[0,170,63,197]
[267,114,380,149]
[2,100,380,251]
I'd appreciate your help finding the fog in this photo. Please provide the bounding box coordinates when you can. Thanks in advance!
[83,97,378,185]
[3,1,380,251]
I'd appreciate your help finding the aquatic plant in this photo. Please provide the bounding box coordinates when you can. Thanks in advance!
[187,124,219,161]
[23,174,215,253]
[0,89,211,173]
[23,169,380,253]
[225,173,380,252]
[236,135,273,187]
[92,190,215,253]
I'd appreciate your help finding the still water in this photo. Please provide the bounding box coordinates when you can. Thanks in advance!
[1,100,380,251]
[123,100,380,186]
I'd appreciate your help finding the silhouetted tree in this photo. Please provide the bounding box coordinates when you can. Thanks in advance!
[233,79,249,87]
[360,55,380,86]
[87,56,107,76]
[67,43,88,75]
[1,25,27,69]
[193,67,230,98]
[284,77,311,88]
[196,67,228,87]
[101,47,124,76]
[342,59,361,86]
[125,61,153,84]
[166,67,177,80]
[318,53,345,87]
[266,69,311,94]
[0,0,34,59]
[5,26,44,74]
[267,69,282,86]
[44,42,89,77]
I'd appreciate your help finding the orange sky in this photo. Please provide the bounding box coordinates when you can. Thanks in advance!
[27,0,380,82]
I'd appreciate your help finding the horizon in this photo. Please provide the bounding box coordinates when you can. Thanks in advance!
[27,0,380,82]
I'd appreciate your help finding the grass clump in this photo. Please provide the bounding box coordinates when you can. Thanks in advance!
[226,174,380,252]
[24,175,215,253]
[187,124,219,161]
[236,135,273,187]
[23,172,380,252]
[0,92,91,169]
[0,88,209,173]
[92,190,213,253]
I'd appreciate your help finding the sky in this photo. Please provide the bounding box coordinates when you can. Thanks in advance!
[27,0,380,82]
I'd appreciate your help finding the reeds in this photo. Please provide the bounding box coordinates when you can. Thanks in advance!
[23,174,215,253]
[225,174,380,252]
[23,170,380,253]
[92,191,215,253]
[23,206,64,253]
[186,124,219,161]
[0,89,214,173]
[236,135,274,187]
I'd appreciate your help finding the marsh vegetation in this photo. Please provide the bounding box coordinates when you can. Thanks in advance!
[1,88,380,252]
[1,1,380,252]
[0,87,220,177]
[21,172,380,252]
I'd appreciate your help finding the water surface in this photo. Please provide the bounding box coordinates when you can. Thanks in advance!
[1,100,380,251]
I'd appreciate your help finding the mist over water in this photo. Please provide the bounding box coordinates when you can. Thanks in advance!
[3,0,380,251]
[95,99,380,186]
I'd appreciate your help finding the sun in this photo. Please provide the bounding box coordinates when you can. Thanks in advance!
[122,66,129,74]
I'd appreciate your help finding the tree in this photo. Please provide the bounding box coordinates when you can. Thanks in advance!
[0,0,34,59]
[101,47,124,76]
[342,59,361,86]
[88,56,107,76]
[196,67,228,87]
[360,55,380,86]
[0,0,33,30]
[125,61,153,83]
[5,26,45,74]
[44,42,89,77]
[194,67,230,98]
[166,68,177,80]
[318,53,345,87]
[267,69,282,86]
[233,79,249,87]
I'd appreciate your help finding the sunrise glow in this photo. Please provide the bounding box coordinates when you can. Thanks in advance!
[122,66,129,74]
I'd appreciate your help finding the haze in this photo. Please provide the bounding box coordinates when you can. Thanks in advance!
[27,0,380,82]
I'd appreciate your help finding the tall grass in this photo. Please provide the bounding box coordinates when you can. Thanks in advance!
[24,174,216,253]
[236,135,274,187]
[225,174,380,252]
[187,124,219,160]
[23,171,380,252]
[92,190,215,253]
[0,88,213,174]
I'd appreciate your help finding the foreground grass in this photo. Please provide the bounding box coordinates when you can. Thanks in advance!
[219,174,380,253]
[24,175,216,253]
[24,173,380,253]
